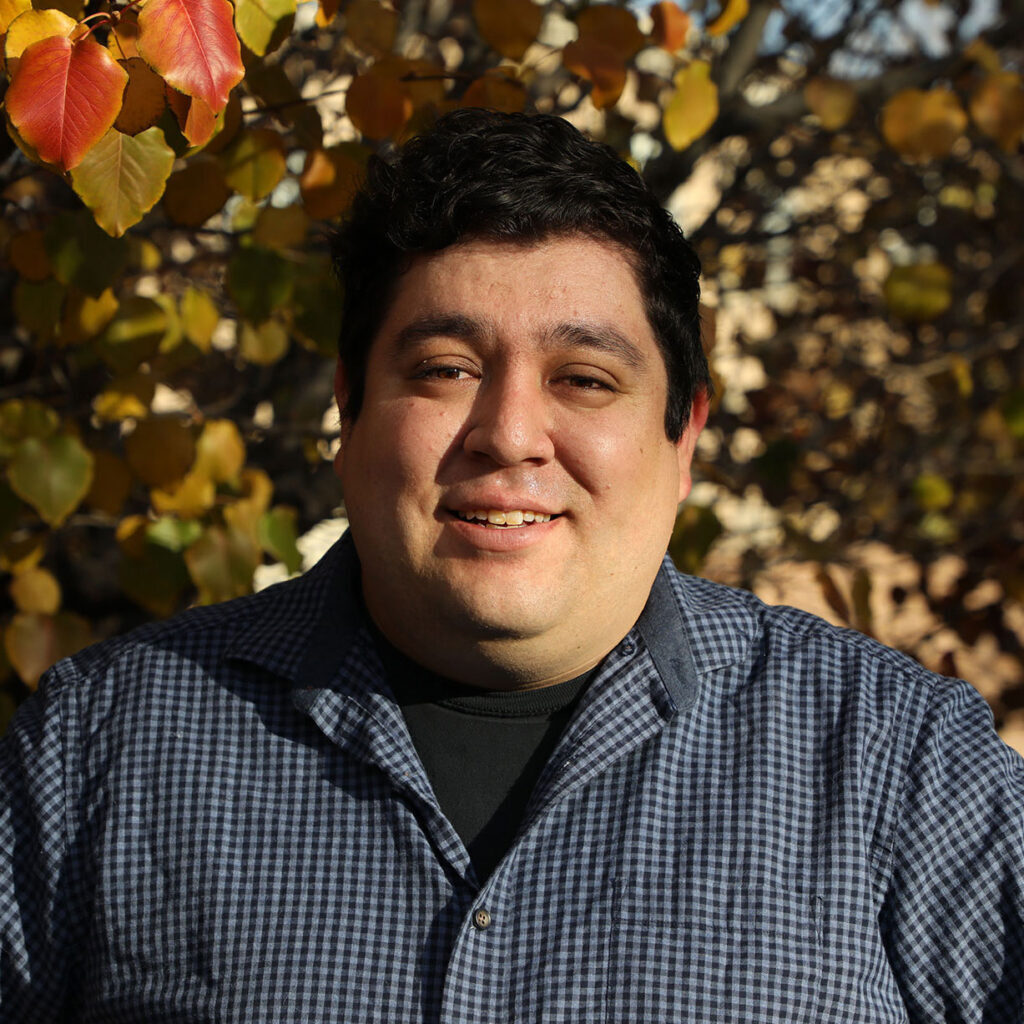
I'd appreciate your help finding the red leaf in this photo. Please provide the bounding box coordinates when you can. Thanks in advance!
[137,0,243,112]
[6,35,129,171]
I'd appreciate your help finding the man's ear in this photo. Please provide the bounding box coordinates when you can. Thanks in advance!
[675,388,710,504]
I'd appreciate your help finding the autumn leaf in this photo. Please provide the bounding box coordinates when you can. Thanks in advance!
[663,61,718,150]
[473,0,543,61]
[804,77,857,130]
[8,433,94,526]
[166,88,220,147]
[883,263,953,321]
[299,145,366,219]
[882,88,967,162]
[114,57,167,135]
[0,0,32,34]
[234,0,295,57]
[9,567,61,615]
[344,0,398,56]
[70,126,175,237]
[346,65,412,139]
[137,0,244,111]
[462,73,527,114]
[6,35,129,171]
[221,128,286,199]
[4,611,91,688]
[4,8,77,71]
[575,5,644,60]
[650,1,690,52]
[163,157,231,226]
[124,416,196,487]
[562,38,628,110]
[970,72,1024,153]
[706,0,748,36]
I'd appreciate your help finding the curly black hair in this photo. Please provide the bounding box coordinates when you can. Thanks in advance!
[331,108,710,441]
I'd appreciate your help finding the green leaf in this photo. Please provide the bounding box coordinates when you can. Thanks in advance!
[0,398,60,458]
[221,128,287,200]
[13,278,65,342]
[7,434,94,526]
[71,126,176,237]
[147,515,204,551]
[94,295,169,372]
[185,524,260,604]
[227,247,293,323]
[259,506,302,573]
[118,542,190,616]
[234,0,295,57]
[44,210,130,297]
[668,505,723,575]
[3,611,91,689]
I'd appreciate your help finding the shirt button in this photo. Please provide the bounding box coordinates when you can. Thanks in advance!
[473,908,492,930]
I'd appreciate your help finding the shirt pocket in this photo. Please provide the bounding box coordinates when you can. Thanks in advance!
[608,880,822,1023]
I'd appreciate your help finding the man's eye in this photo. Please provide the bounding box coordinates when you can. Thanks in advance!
[563,375,613,391]
[415,365,472,381]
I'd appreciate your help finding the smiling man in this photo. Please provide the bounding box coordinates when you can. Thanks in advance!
[2,110,1023,1022]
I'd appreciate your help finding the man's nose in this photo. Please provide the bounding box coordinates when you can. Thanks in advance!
[462,374,555,466]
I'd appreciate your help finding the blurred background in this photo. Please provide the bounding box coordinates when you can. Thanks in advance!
[1,0,1022,745]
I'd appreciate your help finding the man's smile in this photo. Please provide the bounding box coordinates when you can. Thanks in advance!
[452,509,558,528]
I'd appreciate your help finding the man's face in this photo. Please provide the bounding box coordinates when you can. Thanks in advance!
[335,235,707,687]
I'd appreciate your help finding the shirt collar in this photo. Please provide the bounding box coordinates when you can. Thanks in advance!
[227,532,752,711]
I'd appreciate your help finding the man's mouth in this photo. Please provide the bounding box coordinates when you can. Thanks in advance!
[453,509,556,528]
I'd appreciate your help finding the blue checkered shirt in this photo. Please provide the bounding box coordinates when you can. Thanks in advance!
[2,533,1023,1022]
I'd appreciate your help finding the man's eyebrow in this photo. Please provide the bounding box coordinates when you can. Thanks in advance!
[548,321,648,369]
[391,314,486,352]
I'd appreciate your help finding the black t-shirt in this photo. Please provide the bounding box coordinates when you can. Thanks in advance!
[375,634,591,881]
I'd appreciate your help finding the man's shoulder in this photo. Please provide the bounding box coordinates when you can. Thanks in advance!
[36,536,354,719]
[665,561,944,693]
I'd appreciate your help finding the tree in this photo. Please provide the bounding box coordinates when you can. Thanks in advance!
[1,0,1022,738]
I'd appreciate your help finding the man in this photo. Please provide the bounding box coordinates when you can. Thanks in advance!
[1,109,1022,1022]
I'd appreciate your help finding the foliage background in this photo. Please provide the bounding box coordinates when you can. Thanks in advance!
[1,0,1022,746]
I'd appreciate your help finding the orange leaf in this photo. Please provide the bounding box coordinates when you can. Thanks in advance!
[650,1,689,52]
[575,5,644,61]
[970,72,1024,153]
[107,6,141,59]
[137,0,243,112]
[462,72,526,114]
[300,145,366,219]
[167,86,219,147]
[562,37,627,109]
[881,88,967,162]
[706,0,748,36]
[803,76,857,130]
[114,56,166,135]
[6,35,128,171]
[345,0,398,56]
[346,66,412,139]
[473,0,543,61]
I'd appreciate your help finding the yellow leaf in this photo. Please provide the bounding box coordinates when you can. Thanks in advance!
[85,449,132,516]
[151,468,216,518]
[970,72,1024,153]
[60,288,119,345]
[234,0,295,57]
[803,77,857,130]
[4,611,90,688]
[575,5,645,60]
[706,0,748,36]
[194,419,245,484]
[180,286,220,351]
[124,417,196,488]
[9,566,61,614]
[473,0,543,61]
[252,204,310,249]
[92,371,155,421]
[345,0,398,55]
[116,514,150,558]
[238,319,289,365]
[221,129,287,201]
[965,38,1001,74]
[0,0,32,34]
[562,38,628,109]
[8,434,93,526]
[663,61,718,151]
[913,473,953,511]
[881,88,968,162]
[4,8,76,75]
[883,263,952,321]
[0,535,46,574]
[315,0,338,24]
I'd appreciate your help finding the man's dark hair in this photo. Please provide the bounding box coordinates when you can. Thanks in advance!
[331,108,710,442]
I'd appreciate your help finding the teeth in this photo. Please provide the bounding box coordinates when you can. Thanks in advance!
[456,509,553,527]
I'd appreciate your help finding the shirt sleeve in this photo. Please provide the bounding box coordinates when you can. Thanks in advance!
[880,673,1024,1022]
[0,664,75,1020]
